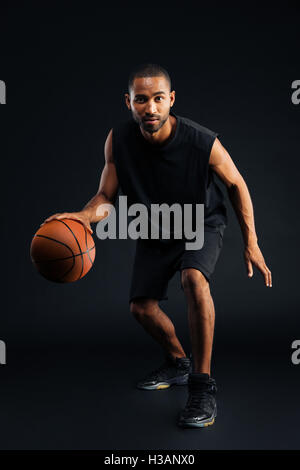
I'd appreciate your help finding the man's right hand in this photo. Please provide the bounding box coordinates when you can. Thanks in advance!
[40,211,93,234]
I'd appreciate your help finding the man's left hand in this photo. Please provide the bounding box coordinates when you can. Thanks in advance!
[244,243,272,287]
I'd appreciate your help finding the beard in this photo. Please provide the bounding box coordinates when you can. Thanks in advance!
[132,110,170,134]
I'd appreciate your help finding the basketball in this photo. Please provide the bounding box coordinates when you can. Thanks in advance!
[30,218,96,283]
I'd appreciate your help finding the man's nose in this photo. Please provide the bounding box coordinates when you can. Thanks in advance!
[145,100,157,114]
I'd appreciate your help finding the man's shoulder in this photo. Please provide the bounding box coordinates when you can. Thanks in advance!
[177,114,219,152]
[178,114,218,139]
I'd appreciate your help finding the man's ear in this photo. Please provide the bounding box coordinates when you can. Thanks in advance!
[170,90,176,107]
[124,93,131,110]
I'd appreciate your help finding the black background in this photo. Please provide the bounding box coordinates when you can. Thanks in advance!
[0,1,299,450]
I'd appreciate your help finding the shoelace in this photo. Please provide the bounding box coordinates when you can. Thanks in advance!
[142,358,190,381]
[145,361,173,380]
[185,384,216,410]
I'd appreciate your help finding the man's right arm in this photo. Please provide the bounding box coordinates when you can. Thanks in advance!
[41,129,119,234]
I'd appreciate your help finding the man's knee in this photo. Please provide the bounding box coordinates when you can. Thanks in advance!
[130,298,158,319]
[181,268,210,297]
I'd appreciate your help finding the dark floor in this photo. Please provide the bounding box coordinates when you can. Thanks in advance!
[0,340,299,450]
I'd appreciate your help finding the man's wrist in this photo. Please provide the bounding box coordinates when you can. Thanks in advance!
[81,207,93,220]
[245,235,258,248]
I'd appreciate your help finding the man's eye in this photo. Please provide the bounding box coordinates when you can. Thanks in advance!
[135,97,145,103]
[156,96,164,101]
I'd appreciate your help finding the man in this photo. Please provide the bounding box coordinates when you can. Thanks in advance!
[42,63,272,428]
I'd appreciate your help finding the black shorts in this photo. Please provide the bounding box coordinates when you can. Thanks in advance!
[129,225,225,303]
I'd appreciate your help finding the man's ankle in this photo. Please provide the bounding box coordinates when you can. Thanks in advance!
[166,352,186,362]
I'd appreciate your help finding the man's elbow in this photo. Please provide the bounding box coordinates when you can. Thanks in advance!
[97,190,115,204]
[226,174,245,192]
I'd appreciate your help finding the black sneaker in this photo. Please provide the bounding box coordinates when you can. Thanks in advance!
[137,355,191,390]
[177,373,217,428]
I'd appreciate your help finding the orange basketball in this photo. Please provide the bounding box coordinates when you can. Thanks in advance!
[30,218,96,283]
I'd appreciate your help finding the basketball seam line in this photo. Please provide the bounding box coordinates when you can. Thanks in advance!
[35,235,74,255]
[58,255,76,282]
[85,225,93,266]
[33,245,95,263]
[34,234,76,282]
[57,219,84,281]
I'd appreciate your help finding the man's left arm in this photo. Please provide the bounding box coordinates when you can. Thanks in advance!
[209,138,272,288]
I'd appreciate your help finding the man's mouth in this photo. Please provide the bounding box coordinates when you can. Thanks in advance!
[144,118,159,124]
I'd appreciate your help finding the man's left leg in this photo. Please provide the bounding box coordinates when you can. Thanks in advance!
[178,268,217,428]
[181,268,215,374]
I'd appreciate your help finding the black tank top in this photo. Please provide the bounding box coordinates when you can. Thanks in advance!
[112,111,228,241]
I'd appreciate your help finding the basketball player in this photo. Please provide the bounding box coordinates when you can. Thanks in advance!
[42,64,272,428]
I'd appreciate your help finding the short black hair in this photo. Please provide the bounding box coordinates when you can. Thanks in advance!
[128,63,172,93]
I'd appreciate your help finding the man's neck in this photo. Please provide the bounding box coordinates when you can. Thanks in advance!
[140,114,177,147]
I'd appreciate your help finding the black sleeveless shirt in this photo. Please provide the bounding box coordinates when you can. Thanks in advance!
[112,111,228,241]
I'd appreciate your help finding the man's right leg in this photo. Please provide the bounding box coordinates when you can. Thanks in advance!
[129,240,192,389]
[130,297,191,390]
[130,297,186,360]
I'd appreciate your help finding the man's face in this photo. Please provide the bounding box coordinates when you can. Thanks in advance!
[125,76,175,134]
